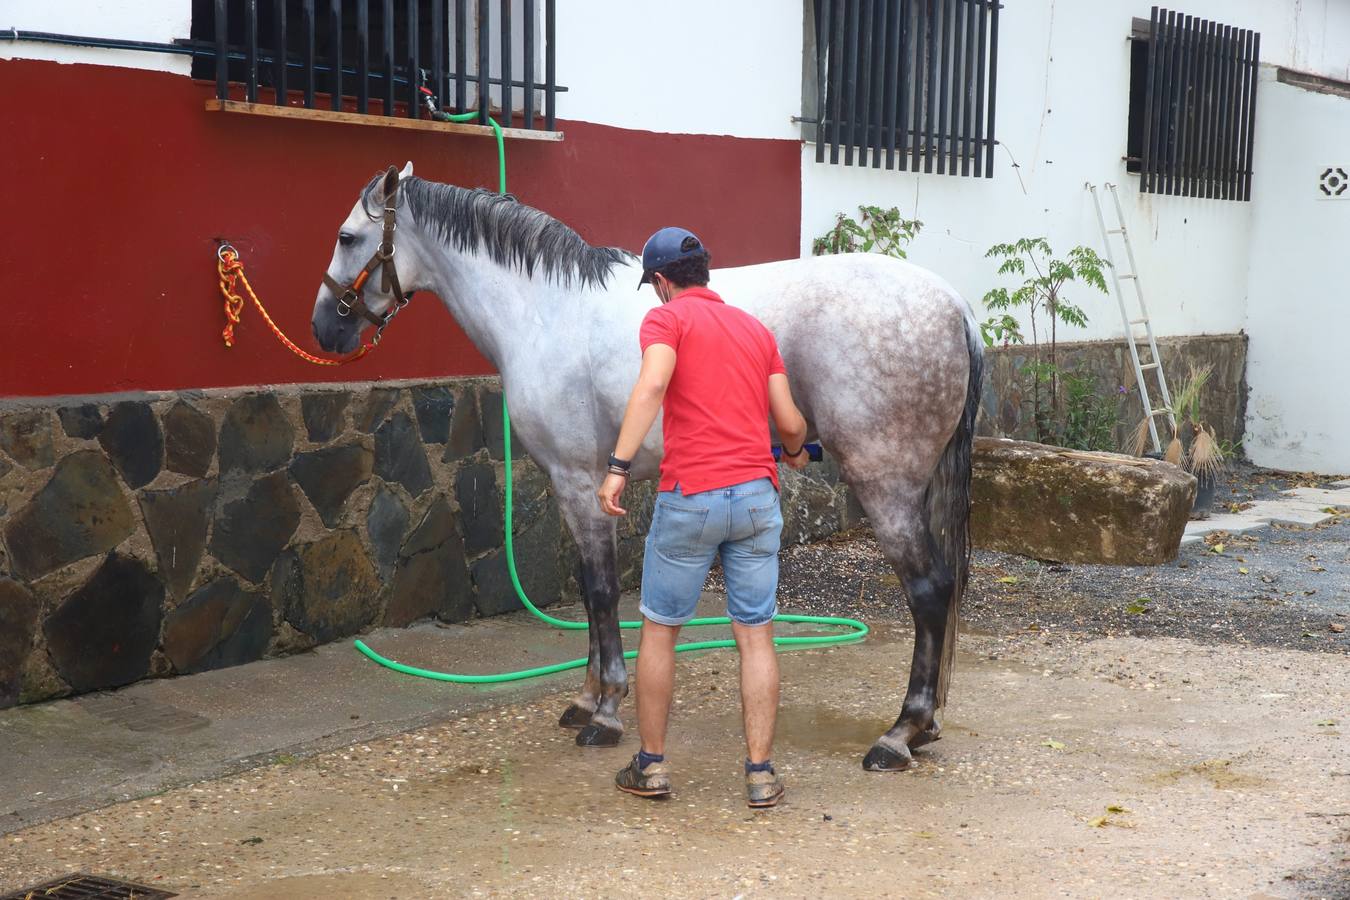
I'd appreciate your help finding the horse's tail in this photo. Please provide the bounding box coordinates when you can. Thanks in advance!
[928,310,983,710]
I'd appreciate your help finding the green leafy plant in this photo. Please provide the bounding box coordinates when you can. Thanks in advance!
[979,313,1024,348]
[1061,372,1120,451]
[812,206,922,258]
[982,238,1110,443]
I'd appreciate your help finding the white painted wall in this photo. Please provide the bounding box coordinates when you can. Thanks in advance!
[1,0,191,74]
[553,0,803,138]
[795,0,1350,472]
[1243,71,1350,472]
[6,1,1347,135]
[801,0,1350,345]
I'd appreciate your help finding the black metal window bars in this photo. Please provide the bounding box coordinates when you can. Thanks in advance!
[1132,8,1259,201]
[200,0,560,130]
[803,0,1001,177]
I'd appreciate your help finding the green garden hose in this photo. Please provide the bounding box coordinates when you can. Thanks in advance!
[353,111,868,683]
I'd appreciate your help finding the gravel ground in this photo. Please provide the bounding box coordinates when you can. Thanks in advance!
[0,462,1344,898]
[712,463,1350,655]
[1,626,1345,899]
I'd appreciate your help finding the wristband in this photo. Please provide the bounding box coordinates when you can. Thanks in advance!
[782,444,806,459]
[606,465,631,478]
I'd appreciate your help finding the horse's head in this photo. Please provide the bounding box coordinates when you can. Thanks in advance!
[312,161,424,354]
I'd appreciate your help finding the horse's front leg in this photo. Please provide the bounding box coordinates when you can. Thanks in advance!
[556,587,601,729]
[554,479,628,747]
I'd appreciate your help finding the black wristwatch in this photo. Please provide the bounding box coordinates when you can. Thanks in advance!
[607,453,632,477]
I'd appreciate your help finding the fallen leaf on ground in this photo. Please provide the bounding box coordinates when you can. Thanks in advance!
[1210,543,1225,554]
[1042,739,1066,750]
[1316,720,1337,727]
[997,576,1019,585]
[1238,567,1249,575]
[1106,805,1131,814]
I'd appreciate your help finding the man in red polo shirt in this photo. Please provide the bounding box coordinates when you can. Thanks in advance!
[597,227,808,809]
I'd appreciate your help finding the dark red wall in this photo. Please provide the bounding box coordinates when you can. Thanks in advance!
[0,59,801,398]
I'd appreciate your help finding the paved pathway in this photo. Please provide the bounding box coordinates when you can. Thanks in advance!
[1182,478,1350,545]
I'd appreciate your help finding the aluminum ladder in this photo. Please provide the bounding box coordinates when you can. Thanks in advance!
[1088,182,1176,454]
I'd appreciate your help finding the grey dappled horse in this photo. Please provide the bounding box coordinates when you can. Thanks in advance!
[313,164,983,772]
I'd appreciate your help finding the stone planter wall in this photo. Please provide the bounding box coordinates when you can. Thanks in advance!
[978,333,1249,451]
[0,379,858,708]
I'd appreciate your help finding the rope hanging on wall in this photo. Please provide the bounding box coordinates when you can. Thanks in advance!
[216,242,373,366]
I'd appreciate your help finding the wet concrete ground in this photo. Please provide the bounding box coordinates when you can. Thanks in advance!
[1,615,1346,898]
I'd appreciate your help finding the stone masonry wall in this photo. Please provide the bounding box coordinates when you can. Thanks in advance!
[978,333,1249,451]
[0,379,858,708]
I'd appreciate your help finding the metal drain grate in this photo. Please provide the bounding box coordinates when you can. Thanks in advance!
[76,694,209,735]
[0,873,176,899]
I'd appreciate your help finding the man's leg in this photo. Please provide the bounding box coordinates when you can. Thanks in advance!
[619,488,717,798]
[635,618,681,756]
[731,620,779,764]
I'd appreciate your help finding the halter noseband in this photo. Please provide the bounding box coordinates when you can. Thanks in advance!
[321,166,412,344]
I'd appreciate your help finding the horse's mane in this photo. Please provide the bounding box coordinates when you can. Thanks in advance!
[362,174,634,289]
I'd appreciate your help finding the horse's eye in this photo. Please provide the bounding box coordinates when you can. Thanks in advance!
[338,232,356,247]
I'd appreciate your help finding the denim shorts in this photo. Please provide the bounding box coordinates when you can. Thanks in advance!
[640,477,783,627]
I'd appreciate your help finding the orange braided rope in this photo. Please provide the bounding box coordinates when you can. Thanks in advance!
[217,245,372,366]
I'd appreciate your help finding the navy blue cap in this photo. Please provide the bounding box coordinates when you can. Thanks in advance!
[638,227,706,288]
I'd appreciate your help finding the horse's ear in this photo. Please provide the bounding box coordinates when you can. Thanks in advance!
[369,165,400,207]
[399,160,414,179]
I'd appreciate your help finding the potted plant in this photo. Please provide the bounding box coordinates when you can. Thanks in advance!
[1130,363,1226,518]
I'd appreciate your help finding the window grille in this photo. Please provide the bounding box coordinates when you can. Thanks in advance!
[803,0,1001,177]
[190,0,560,131]
[1127,8,1259,200]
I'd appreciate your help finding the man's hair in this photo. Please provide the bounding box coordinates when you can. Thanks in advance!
[653,250,712,288]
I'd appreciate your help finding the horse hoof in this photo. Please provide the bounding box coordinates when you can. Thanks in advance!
[909,722,942,749]
[558,704,594,729]
[862,742,913,772]
[576,722,624,747]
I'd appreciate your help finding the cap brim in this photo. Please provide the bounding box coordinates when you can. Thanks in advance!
[637,270,651,289]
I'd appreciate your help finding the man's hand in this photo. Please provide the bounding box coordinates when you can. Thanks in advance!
[781,447,809,471]
[597,472,629,516]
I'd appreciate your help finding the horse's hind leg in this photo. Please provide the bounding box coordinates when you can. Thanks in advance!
[853,481,955,772]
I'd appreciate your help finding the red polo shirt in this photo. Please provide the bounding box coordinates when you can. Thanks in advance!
[639,287,787,494]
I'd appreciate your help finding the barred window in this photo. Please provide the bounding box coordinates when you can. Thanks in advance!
[1127,8,1260,200]
[189,0,560,132]
[803,0,1001,177]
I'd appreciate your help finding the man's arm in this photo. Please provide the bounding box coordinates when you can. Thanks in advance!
[769,373,810,471]
[597,344,677,516]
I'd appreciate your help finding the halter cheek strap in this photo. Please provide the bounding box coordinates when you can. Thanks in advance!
[322,167,412,338]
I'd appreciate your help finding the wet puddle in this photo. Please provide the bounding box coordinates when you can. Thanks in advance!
[767,706,887,756]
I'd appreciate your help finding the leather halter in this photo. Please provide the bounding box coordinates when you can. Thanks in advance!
[321,166,412,342]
